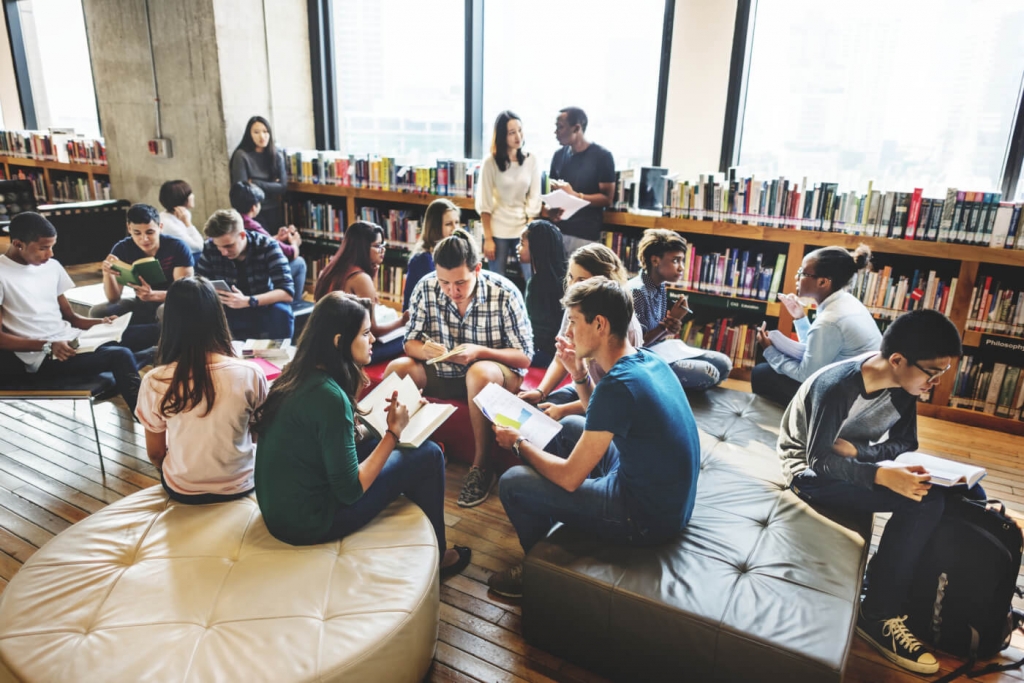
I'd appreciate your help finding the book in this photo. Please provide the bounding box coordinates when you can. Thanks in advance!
[242,339,292,360]
[248,357,282,381]
[425,344,468,365]
[357,373,456,449]
[472,382,562,448]
[878,452,986,488]
[74,313,133,353]
[110,257,166,288]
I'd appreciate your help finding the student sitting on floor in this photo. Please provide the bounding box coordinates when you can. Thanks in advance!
[229,181,307,304]
[753,244,881,406]
[488,277,701,598]
[385,229,534,508]
[777,309,983,675]
[251,292,471,578]
[92,203,194,338]
[313,220,410,362]
[517,219,568,368]
[626,229,731,390]
[0,212,149,413]
[158,179,205,257]
[519,243,643,420]
[196,209,295,341]
[403,198,461,310]
[135,277,267,504]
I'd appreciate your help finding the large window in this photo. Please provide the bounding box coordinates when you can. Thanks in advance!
[332,0,465,164]
[482,0,666,172]
[14,0,100,136]
[736,0,1024,196]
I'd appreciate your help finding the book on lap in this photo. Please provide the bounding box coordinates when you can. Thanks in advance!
[878,452,986,488]
[357,373,456,448]
[74,313,133,353]
[110,257,166,287]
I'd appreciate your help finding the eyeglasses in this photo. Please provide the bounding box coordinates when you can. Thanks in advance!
[912,360,950,385]
[372,243,386,252]
[796,266,825,279]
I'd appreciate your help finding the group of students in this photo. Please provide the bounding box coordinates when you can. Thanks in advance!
[0,108,981,677]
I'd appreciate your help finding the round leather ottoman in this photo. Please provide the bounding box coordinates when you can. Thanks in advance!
[0,487,440,682]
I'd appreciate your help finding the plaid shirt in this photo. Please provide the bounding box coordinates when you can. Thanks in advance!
[406,269,534,378]
[196,230,294,298]
[626,270,666,334]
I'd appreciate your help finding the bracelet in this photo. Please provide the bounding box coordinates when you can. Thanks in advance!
[385,429,401,444]
[572,374,590,385]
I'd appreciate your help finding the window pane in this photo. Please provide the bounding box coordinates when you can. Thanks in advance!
[482,0,665,172]
[738,0,1024,196]
[333,0,464,163]
[18,0,100,137]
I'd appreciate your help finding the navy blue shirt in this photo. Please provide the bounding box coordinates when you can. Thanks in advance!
[585,348,701,541]
[111,235,193,290]
[549,142,615,241]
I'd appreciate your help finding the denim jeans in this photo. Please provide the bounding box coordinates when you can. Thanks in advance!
[750,362,803,407]
[326,439,448,556]
[791,473,986,619]
[498,415,636,554]
[224,301,294,340]
[669,349,732,391]
[490,236,531,281]
[289,257,307,304]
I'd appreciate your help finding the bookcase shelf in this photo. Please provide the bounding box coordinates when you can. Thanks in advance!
[962,330,1024,347]
[0,154,110,203]
[675,289,781,318]
[285,184,1024,434]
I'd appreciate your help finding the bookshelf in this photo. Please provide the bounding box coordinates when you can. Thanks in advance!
[0,155,110,204]
[284,183,1024,435]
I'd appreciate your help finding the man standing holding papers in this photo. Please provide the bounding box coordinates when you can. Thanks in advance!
[488,278,700,598]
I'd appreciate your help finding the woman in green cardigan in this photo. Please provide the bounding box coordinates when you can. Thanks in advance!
[252,292,470,577]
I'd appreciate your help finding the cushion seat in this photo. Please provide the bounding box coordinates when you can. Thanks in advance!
[0,372,115,396]
[0,487,440,682]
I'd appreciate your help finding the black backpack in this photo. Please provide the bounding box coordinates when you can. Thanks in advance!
[906,496,1024,682]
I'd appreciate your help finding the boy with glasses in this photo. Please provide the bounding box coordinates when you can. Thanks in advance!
[777,308,980,675]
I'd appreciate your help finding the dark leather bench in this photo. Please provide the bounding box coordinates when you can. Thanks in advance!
[522,388,871,683]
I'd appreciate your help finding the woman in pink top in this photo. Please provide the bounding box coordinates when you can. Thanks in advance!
[136,277,267,503]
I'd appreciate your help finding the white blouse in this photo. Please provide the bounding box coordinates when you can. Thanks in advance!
[160,211,205,252]
[475,154,542,239]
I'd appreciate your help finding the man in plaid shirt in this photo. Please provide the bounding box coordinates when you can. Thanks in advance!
[196,209,294,340]
[386,230,534,507]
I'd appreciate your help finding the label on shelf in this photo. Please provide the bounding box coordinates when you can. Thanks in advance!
[978,334,1024,365]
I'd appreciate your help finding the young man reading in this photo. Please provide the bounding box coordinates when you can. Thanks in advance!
[778,308,982,675]
[0,212,148,413]
[385,229,533,507]
[229,181,306,303]
[625,229,731,390]
[196,209,295,340]
[488,277,701,598]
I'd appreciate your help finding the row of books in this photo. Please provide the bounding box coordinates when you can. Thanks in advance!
[286,200,346,240]
[680,318,758,370]
[948,358,1024,419]
[50,177,111,203]
[0,129,107,165]
[965,279,1024,336]
[10,170,45,201]
[375,264,407,303]
[359,207,420,246]
[847,268,957,321]
[284,150,478,198]
[643,170,1024,248]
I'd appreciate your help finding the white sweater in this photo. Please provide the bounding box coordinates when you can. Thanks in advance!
[160,211,205,251]
[475,154,542,239]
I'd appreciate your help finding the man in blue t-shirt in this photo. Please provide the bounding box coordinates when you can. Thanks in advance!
[92,203,194,329]
[489,278,700,598]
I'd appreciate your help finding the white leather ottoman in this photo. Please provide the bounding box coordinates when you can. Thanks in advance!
[0,487,440,682]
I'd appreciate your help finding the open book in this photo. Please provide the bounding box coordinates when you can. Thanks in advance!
[425,344,467,366]
[472,382,562,448]
[878,452,987,488]
[110,257,166,287]
[74,313,133,353]
[242,339,292,359]
[768,330,806,361]
[357,373,456,448]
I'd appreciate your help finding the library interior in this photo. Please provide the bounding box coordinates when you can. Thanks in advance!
[1,0,1024,681]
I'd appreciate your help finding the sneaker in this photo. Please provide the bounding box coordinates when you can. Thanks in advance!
[856,611,939,675]
[457,466,494,507]
[488,563,524,598]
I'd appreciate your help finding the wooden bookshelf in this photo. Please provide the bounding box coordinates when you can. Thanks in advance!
[0,154,110,203]
[285,184,1024,434]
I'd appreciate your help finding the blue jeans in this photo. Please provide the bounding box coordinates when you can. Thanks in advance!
[491,236,531,281]
[499,415,636,554]
[371,336,405,363]
[289,257,307,304]
[791,473,985,619]
[224,301,294,340]
[667,348,732,391]
[326,439,447,556]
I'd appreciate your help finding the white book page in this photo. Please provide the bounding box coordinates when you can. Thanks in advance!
[472,382,562,448]
[75,313,133,353]
[401,403,456,448]
[879,452,986,488]
[540,189,589,221]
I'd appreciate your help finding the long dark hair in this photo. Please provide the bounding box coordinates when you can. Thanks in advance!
[491,110,526,172]
[155,277,235,417]
[314,221,386,301]
[236,115,276,158]
[415,198,460,255]
[251,293,372,436]
[524,220,567,328]
[809,244,872,292]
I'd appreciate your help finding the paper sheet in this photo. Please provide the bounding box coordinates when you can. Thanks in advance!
[650,340,708,364]
[541,189,590,221]
[472,382,562,448]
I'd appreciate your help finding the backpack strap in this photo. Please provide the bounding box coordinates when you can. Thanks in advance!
[935,617,1024,682]
[932,628,979,683]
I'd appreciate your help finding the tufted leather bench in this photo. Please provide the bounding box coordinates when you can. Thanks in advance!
[0,487,440,682]
[522,388,871,682]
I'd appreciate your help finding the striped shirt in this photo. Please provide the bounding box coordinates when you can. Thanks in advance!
[406,269,534,378]
[626,270,667,334]
[196,229,294,298]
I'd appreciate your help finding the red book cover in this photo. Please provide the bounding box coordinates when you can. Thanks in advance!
[905,188,924,239]
[249,357,282,381]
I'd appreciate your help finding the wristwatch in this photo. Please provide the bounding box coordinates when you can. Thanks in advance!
[41,341,53,358]
[248,296,259,308]
[512,436,527,458]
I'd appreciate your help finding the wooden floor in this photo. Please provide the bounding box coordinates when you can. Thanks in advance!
[0,260,1023,681]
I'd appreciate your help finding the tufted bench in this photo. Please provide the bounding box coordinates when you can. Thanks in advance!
[522,388,871,682]
[0,487,440,682]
